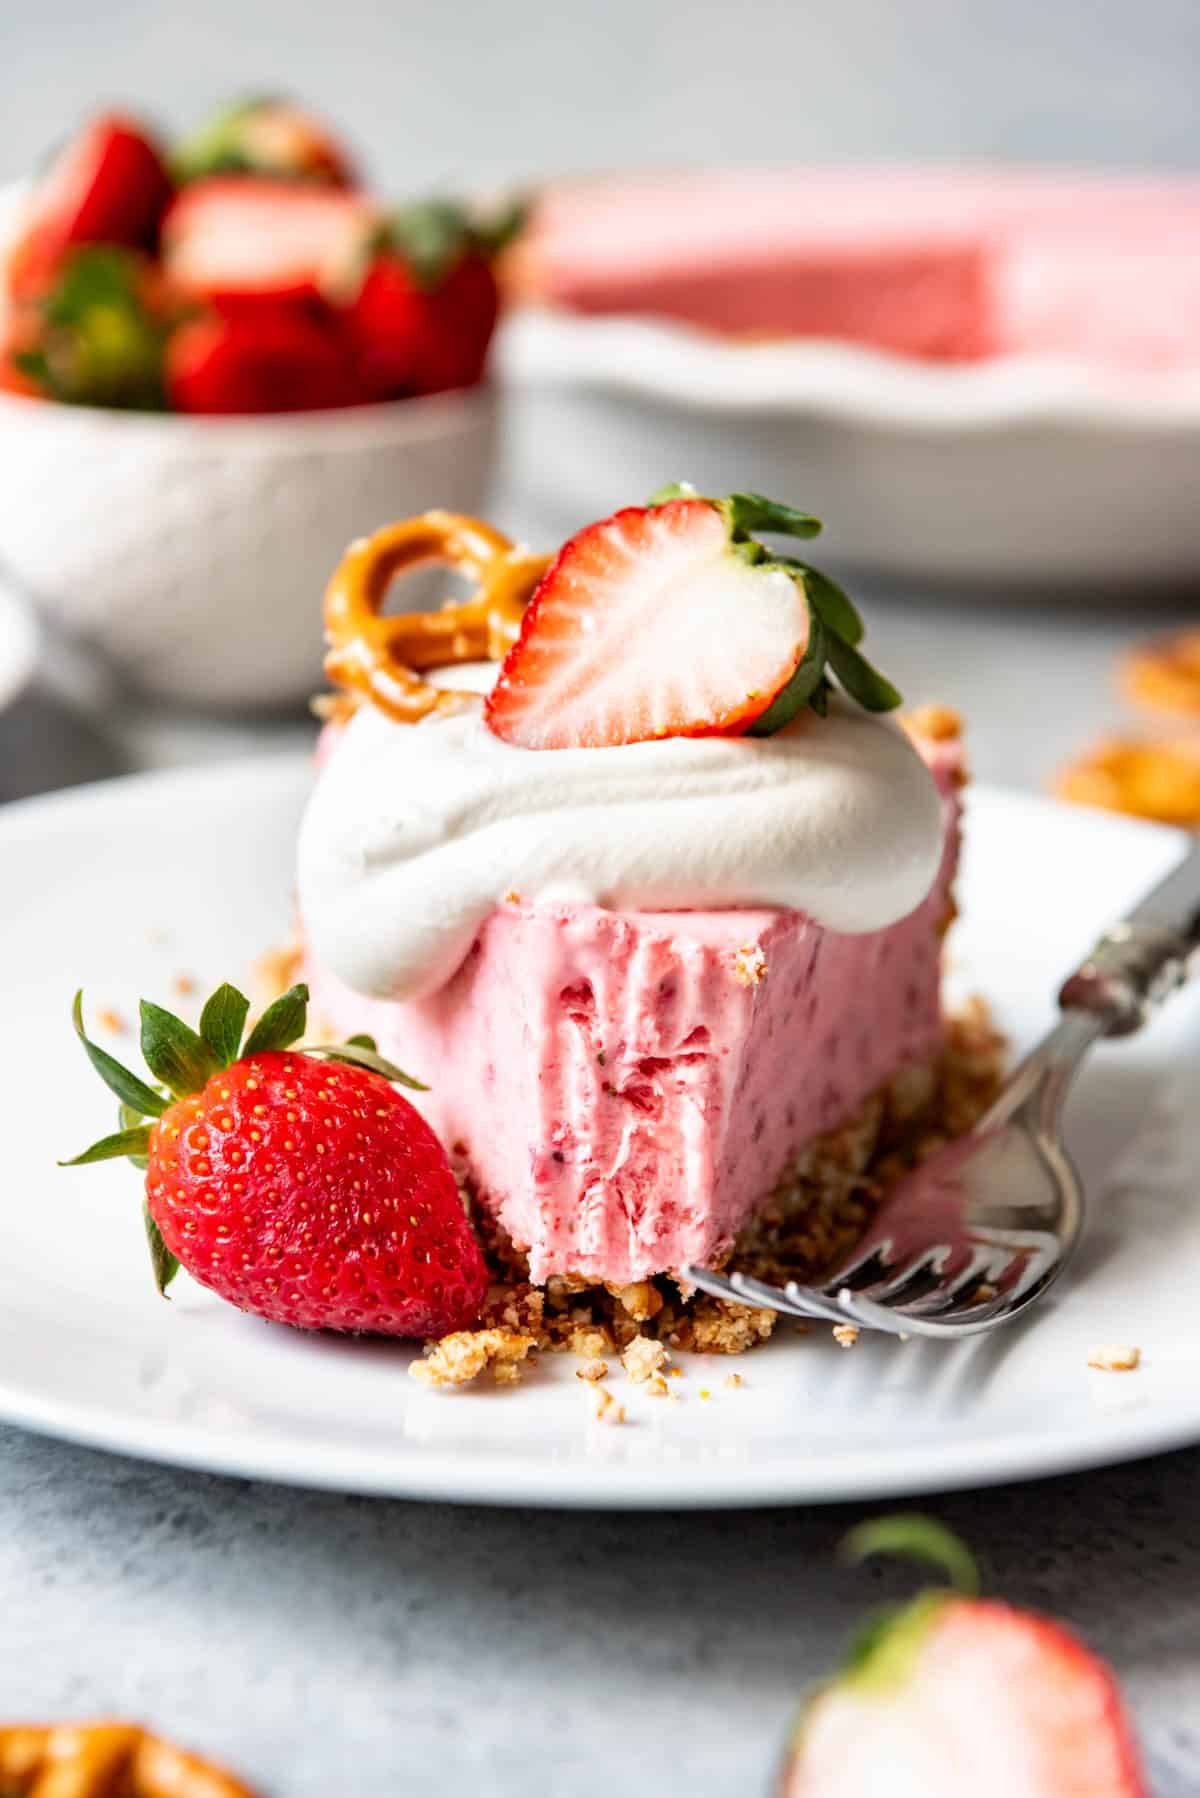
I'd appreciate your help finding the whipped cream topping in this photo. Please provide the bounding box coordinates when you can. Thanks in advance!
[297,675,945,1002]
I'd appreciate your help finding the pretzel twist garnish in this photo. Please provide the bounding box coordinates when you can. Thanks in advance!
[323,510,550,723]
[0,1722,256,1797]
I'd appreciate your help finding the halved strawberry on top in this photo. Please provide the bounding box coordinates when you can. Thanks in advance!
[162,176,372,311]
[484,485,901,750]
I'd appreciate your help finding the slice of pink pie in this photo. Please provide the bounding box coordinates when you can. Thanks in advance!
[303,718,962,1286]
[295,492,995,1318]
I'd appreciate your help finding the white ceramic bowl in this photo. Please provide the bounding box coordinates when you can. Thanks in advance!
[500,310,1200,591]
[0,569,38,712]
[0,384,499,707]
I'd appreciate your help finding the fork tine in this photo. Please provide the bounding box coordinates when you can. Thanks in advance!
[888,1245,1012,1318]
[731,1272,849,1324]
[837,1286,1017,1338]
[683,1267,848,1326]
[834,1243,950,1307]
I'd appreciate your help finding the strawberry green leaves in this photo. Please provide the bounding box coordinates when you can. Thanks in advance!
[17,247,171,411]
[825,633,903,714]
[59,1125,154,1167]
[139,1000,221,1098]
[376,194,528,291]
[306,1038,429,1090]
[745,611,829,737]
[647,482,900,727]
[71,991,165,1118]
[722,491,823,542]
[199,982,250,1067]
[144,1204,180,1297]
[242,982,310,1056]
[841,1514,981,1598]
[780,560,865,648]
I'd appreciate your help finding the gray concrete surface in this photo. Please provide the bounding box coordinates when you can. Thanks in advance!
[2,1427,1198,1794]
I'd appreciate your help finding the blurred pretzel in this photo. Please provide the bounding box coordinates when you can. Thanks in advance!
[1056,736,1200,827]
[1123,628,1200,718]
[0,1722,256,1796]
[323,510,550,723]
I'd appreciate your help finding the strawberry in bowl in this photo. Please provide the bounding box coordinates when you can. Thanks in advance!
[5,112,171,304]
[0,98,520,702]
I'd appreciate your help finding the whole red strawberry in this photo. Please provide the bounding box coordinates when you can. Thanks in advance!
[7,114,171,303]
[64,982,488,1338]
[170,96,357,189]
[166,310,361,414]
[339,198,523,399]
[779,1517,1147,1797]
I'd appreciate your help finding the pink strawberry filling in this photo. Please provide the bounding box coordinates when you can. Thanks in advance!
[302,732,962,1286]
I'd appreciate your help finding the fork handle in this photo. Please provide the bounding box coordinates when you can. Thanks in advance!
[1058,841,1200,1037]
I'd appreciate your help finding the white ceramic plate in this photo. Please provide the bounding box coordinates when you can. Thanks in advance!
[1,759,1198,1508]
[499,311,1200,588]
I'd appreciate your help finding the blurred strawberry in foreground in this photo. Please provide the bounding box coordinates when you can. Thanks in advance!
[6,113,171,302]
[170,95,357,188]
[162,176,370,312]
[167,310,361,413]
[779,1517,1147,1797]
[341,198,524,398]
[62,982,489,1337]
[11,246,173,409]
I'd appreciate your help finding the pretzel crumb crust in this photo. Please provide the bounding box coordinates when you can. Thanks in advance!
[0,1722,256,1797]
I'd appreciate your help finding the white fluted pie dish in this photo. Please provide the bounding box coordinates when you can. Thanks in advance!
[500,310,1200,590]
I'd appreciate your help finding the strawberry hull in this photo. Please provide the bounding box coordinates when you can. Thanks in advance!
[303,731,962,1287]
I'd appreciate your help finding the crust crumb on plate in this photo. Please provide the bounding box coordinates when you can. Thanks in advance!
[1088,1344,1142,1373]
[409,1326,536,1389]
[588,1384,625,1425]
[622,1336,668,1384]
[575,1358,608,1382]
[832,1324,860,1349]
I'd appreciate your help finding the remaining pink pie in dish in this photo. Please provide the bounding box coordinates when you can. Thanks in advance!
[289,490,1002,1354]
[512,167,1200,371]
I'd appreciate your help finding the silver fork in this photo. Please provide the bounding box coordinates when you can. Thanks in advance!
[685,841,1200,1339]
